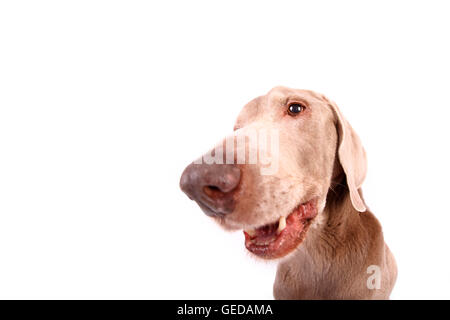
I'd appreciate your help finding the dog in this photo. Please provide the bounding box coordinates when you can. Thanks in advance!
[180,86,397,299]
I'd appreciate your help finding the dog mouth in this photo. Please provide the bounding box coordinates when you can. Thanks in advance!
[243,199,318,259]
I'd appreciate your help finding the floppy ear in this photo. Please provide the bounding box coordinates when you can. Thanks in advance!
[328,100,368,212]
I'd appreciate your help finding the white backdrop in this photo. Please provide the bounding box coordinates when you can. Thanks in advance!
[1,1,449,299]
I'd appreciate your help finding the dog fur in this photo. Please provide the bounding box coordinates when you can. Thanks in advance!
[182,86,397,299]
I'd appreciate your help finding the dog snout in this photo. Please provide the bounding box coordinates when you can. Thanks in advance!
[180,163,241,217]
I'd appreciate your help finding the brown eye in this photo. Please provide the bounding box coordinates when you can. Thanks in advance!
[288,103,305,116]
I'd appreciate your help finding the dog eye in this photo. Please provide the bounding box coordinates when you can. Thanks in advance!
[288,103,305,116]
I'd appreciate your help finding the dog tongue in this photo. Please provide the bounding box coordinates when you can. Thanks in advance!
[243,201,317,259]
[252,223,279,244]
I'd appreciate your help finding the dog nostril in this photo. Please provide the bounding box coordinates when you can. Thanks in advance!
[180,163,241,216]
[203,185,224,198]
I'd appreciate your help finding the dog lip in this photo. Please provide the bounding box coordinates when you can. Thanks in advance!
[196,200,228,217]
[243,199,318,259]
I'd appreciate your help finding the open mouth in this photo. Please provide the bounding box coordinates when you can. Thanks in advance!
[243,200,318,259]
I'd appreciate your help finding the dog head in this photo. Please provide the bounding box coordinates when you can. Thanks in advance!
[180,86,367,259]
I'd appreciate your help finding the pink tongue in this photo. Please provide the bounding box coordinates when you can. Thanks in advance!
[256,223,277,235]
[251,221,278,243]
[253,233,277,245]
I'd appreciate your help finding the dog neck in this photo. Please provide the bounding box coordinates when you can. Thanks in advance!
[304,174,360,266]
[273,174,372,299]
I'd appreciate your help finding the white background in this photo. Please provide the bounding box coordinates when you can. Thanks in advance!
[1,1,449,299]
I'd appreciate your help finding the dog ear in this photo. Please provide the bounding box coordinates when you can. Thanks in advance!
[328,99,367,212]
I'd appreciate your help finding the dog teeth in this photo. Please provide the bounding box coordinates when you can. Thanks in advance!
[277,216,286,234]
[245,229,257,237]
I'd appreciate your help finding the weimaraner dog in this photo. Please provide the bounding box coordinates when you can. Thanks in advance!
[180,86,397,299]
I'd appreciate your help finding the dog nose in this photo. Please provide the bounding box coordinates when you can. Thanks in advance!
[180,163,241,217]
